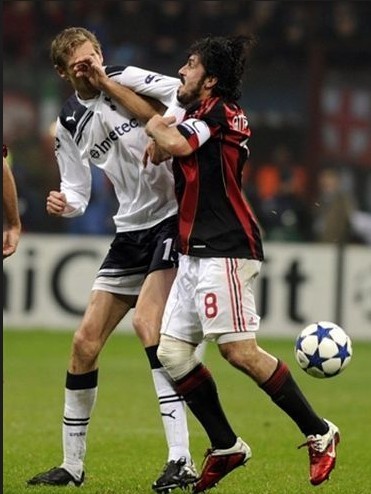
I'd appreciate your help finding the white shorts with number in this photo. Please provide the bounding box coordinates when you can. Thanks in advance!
[161,255,262,345]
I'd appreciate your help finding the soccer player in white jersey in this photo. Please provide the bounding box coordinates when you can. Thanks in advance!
[27,27,197,493]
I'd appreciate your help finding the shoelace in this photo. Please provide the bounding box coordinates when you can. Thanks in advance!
[298,436,325,452]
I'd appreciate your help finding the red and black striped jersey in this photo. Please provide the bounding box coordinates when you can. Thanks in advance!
[174,96,264,260]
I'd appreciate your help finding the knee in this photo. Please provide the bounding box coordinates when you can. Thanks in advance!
[72,327,101,366]
[132,312,159,347]
[157,335,200,380]
[157,336,175,370]
[219,340,258,373]
[132,311,143,333]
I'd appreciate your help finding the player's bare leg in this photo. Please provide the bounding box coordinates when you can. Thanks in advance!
[68,290,135,373]
[133,268,176,347]
[133,269,198,492]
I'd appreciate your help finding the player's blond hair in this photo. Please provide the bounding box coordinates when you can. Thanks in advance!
[50,27,102,68]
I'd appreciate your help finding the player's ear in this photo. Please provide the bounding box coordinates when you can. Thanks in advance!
[204,75,218,90]
[55,65,67,80]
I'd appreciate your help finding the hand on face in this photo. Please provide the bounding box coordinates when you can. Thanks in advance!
[72,54,107,91]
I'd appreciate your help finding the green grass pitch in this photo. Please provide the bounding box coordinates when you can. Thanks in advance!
[3,330,371,494]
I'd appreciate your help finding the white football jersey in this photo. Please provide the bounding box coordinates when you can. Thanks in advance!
[55,65,184,232]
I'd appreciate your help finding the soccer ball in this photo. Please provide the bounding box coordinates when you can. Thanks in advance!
[294,321,353,378]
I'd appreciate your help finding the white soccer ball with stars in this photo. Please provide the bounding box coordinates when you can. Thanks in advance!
[294,321,353,378]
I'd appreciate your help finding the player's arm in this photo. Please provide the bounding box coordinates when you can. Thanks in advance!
[73,55,165,122]
[3,156,21,258]
[100,78,166,122]
[3,158,21,229]
[145,115,211,158]
[144,95,186,165]
[116,65,180,107]
[48,120,91,218]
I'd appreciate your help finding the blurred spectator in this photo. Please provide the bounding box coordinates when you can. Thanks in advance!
[322,1,371,67]
[193,1,226,37]
[332,2,360,41]
[37,2,68,64]
[3,1,37,62]
[234,2,279,61]
[279,3,309,64]
[80,3,111,53]
[245,145,311,241]
[149,0,189,72]
[312,166,356,243]
[105,0,151,66]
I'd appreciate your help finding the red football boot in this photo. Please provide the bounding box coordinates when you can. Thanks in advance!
[299,419,340,486]
[193,437,251,493]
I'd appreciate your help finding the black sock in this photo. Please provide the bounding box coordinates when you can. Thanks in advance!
[260,361,328,436]
[145,345,162,369]
[175,363,237,449]
[66,369,98,389]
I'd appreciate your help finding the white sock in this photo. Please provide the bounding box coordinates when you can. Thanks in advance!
[152,368,191,464]
[60,387,97,479]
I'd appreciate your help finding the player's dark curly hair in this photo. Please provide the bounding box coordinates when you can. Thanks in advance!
[188,35,256,101]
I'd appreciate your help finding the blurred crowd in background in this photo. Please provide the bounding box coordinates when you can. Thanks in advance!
[3,0,371,244]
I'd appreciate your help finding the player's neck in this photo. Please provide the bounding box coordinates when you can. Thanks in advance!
[76,88,100,101]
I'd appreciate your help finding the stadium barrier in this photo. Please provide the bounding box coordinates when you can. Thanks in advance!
[3,234,371,340]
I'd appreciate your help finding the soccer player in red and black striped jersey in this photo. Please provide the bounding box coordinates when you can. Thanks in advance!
[145,35,340,492]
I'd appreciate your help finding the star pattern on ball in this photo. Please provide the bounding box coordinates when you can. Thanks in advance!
[295,321,352,378]
[316,324,333,343]
[333,340,352,364]
[306,348,328,370]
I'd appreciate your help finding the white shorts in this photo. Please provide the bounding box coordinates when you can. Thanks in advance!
[161,255,262,345]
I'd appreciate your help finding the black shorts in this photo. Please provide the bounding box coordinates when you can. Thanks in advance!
[92,215,178,295]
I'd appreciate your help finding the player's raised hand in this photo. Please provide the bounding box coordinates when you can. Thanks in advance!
[73,54,108,91]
